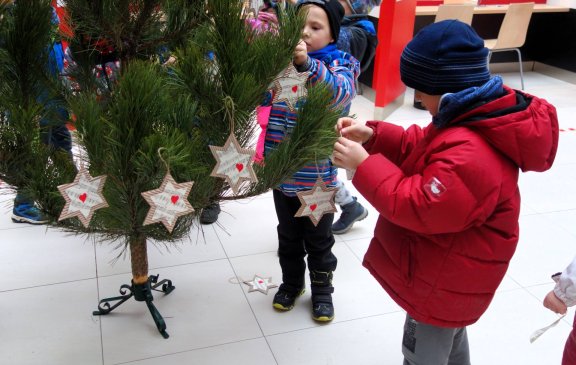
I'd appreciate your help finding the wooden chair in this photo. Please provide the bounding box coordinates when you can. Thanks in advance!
[435,4,475,24]
[484,3,534,89]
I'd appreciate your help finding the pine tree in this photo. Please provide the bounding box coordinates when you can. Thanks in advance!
[0,0,341,338]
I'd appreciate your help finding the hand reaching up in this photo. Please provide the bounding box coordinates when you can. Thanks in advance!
[336,117,373,144]
[333,137,369,171]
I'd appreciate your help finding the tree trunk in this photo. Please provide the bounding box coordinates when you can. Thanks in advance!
[130,234,149,284]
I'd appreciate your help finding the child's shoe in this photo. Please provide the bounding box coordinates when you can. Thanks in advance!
[12,202,49,225]
[332,197,368,234]
[273,285,305,311]
[200,202,221,224]
[310,270,334,322]
[312,294,334,322]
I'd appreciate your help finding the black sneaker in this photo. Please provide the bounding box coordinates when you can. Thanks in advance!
[332,197,368,234]
[312,294,334,322]
[200,203,221,224]
[273,287,305,311]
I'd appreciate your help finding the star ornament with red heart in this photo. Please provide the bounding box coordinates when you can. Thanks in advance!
[209,133,258,195]
[141,173,195,233]
[271,64,309,112]
[294,178,338,226]
[243,275,278,295]
[57,168,109,228]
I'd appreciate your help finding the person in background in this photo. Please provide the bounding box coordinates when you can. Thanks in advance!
[246,0,279,34]
[267,0,359,322]
[9,3,74,224]
[337,0,378,73]
[328,0,379,235]
[200,0,279,224]
[543,255,576,365]
[332,20,558,364]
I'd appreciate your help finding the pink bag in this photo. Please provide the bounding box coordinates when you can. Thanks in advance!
[254,105,271,164]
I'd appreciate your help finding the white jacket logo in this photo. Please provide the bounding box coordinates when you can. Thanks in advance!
[424,177,446,196]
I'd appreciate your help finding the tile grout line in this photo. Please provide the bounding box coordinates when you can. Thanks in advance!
[94,242,105,365]
[108,336,266,365]
[214,221,282,365]
[0,276,97,294]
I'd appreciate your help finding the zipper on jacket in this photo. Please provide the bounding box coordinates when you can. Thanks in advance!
[402,239,415,287]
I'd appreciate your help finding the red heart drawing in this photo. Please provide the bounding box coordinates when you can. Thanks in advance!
[292,85,298,93]
[310,204,317,211]
[79,193,87,203]
[236,163,244,172]
[171,195,179,204]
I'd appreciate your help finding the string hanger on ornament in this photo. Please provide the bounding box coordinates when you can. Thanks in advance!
[157,147,170,174]
[222,95,236,136]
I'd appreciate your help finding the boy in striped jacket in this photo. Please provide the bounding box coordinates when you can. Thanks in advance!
[264,0,359,322]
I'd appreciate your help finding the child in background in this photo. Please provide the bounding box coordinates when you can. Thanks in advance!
[246,0,279,35]
[265,0,359,322]
[329,0,378,235]
[336,0,378,72]
[10,3,74,224]
[544,256,576,365]
[204,1,281,224]
[333,20,558,363]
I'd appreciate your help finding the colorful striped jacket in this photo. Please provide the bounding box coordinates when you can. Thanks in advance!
[263,48,360,196]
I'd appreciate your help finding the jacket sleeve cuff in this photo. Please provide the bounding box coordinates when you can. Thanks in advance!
[554,285,576,307]
[295,57,312,72]
[362,122,378,150]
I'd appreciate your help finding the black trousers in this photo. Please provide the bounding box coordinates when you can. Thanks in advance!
[273,189,337,293]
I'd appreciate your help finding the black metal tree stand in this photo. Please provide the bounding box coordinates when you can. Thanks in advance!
[93,274,175,339]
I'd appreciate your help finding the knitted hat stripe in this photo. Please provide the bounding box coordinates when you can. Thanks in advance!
[401,63,491,79]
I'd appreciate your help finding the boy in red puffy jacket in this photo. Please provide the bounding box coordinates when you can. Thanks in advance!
[332,20,559,364]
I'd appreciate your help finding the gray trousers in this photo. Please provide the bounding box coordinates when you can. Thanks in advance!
[334,178,354,206]
[402,314,471,365]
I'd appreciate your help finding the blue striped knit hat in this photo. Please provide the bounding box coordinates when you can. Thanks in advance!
[400,20,490,95]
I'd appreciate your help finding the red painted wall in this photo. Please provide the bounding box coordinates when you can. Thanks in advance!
[373,0,417,108]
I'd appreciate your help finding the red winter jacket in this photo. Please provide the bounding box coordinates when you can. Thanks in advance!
[354,86,558,327]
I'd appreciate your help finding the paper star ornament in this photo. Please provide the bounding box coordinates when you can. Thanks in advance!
[57,168,109,228]
[295,178,338,226]
[271,64,308,111]
[243,275,278,295]
[141,173,195,233]
[209,133,258,195]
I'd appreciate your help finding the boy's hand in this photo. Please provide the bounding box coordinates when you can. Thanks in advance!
[544,290,567,314]
[293,40,308,67]
[336,117,374,144]
[333,137,369,170]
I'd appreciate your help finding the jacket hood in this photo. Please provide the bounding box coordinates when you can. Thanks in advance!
[451,86,559,172]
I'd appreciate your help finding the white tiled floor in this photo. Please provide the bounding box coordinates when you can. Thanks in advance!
[1,70,576,364]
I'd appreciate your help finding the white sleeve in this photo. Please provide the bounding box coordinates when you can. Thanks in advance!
[554,255,576,307]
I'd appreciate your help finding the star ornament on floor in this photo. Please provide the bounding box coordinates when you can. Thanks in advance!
[295,178,337,226]
[141,173,195,233]
[243,275,278,295]
[209,133,258,195]
[271,64,308,112]
[57,168,109,228]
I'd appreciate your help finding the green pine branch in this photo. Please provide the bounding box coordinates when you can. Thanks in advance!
[1,0,344,248]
